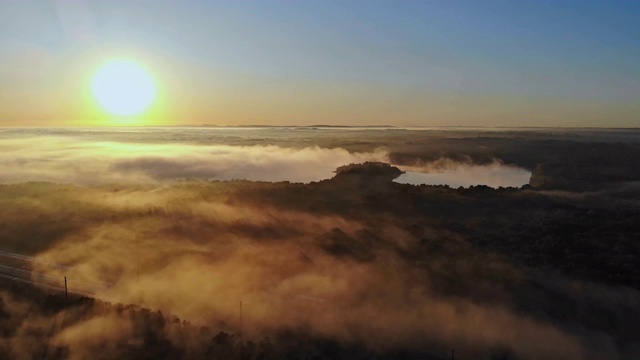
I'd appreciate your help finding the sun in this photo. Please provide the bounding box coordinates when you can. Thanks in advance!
[91,59,157,116]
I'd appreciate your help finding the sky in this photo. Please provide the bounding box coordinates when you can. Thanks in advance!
[0,0,639,127]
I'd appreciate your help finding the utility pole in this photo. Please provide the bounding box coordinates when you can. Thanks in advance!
[64,276,68,304]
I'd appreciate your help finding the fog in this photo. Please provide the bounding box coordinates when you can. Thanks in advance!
[0,136,386,184]
[0,180,636,359]
[0,132,531,188]
[1,128,639,359]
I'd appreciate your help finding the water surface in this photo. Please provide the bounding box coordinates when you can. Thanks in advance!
[395,164,531,188]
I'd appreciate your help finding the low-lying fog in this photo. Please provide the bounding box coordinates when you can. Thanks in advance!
[0,128,530,188]
[1,128,640,359]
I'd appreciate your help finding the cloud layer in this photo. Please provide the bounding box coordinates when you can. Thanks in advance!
[0,133,533,188]
[0,136,387,184]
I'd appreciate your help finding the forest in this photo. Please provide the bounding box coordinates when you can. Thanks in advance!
[0,129,639,359]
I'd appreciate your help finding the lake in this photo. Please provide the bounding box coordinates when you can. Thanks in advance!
[394,163,532,188]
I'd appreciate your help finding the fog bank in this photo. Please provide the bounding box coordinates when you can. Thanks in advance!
[0,136,386,184]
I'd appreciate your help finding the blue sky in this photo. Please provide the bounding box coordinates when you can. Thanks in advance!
[1,0,639,126]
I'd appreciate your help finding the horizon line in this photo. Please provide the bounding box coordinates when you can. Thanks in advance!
[1,124,639,130]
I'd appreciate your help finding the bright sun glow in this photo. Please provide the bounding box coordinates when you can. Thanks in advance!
[92,59,157,116]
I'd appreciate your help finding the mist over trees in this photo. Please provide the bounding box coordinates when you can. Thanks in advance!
[1,128,639,359]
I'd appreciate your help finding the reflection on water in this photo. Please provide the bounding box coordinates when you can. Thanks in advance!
[394,164,531,188]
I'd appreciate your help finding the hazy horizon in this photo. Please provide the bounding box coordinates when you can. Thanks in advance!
[2,0,639,127]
